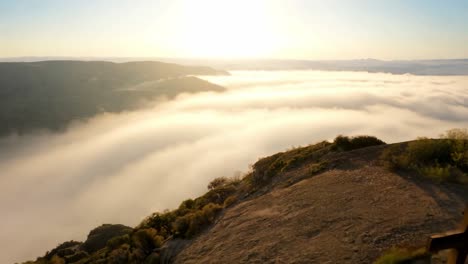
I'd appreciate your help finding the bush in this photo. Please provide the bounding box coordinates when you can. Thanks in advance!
[417,165,452,183]
[174,203,223,238]
[407,138,452,164]
[381,144,411,171]
[308,162,327,176]
[333,135,386,151]
[201,203,223,222]
[107,234,130,250]
[107,245,130,264]
[44,241,82,259]
[207,177,229,190]
[139,211,176,237]
[441,128,468,140]
[131,229,164,254]
[223,195,237,207]
[200,184,237,206]
[179,199,195,210]
[380,132,468,184]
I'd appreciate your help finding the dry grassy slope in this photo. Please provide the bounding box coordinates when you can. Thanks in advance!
[174,145,468,264]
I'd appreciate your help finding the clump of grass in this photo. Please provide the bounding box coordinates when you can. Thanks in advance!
[308,161,327,176]
[374,247,430,264]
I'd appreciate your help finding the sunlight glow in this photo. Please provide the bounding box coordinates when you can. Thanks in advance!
[173,0,281,58]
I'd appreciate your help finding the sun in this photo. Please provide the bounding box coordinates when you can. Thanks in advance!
[173,0,281,58]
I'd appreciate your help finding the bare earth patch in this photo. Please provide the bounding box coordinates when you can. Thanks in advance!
[174,147,468,263]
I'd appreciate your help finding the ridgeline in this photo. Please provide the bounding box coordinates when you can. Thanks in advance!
[0,61,227,137]
[22,133,468,264]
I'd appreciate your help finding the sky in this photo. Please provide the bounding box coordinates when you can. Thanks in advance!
[1,70,468,263]
[1,0,467,60]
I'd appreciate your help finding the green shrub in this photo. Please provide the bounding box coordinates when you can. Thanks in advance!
[139,210,177,237]
[44,241,83,259]
[131,229,163,254]
[223,195,237,207]
[381,145,410,171]
[440,128,468,140]
[380,131,468,184]
[417,165,452,183]
[173,215,190,237]
[407,138,452,164]
[201,203,223,222]
[179,199,195,210]
[174,203,223,238]
[107,245,130,264]
[333,135,386,151]
[200,184,237,206]
[308,162,327,176]
[207,177,229,190]
[107,234,131,250]
[450,140,468,171]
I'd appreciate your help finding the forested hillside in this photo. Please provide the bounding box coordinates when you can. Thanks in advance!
[0,61,227,136]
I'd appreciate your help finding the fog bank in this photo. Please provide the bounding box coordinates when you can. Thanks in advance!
[1,70,467,263]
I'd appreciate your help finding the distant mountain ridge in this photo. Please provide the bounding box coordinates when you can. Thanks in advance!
[0,61,227,137]
[2,57,467,75]
[161,58,468,75]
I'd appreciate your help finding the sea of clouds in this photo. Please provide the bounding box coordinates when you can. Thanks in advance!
[1,70,468,263]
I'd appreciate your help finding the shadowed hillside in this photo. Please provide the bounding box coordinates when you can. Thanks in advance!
[0,61,227,137]
[21,134,468,264]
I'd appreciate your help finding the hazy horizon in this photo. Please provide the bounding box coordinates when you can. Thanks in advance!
[2,56,468,61]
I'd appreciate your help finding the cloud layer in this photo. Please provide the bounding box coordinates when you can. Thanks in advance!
[1,70,468,263]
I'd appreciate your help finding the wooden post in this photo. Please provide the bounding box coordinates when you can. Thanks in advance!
[427,206,468,264]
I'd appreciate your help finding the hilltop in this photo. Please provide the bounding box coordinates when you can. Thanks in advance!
[22,134,468,264]
[0,61,227,137]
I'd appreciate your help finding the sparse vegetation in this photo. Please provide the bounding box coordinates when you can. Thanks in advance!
[28,174,240,264]
[248,135,385,188]
[308,161,328,176]
[27,134,427,264]
[381,129,468,184]
[248,141,332,186]
[206,175,243,190]
[374,247,429,264]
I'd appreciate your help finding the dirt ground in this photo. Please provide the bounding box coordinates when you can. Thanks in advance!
[174,146,468,263]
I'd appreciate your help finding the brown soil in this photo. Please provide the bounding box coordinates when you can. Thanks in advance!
[174,146,468,263]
